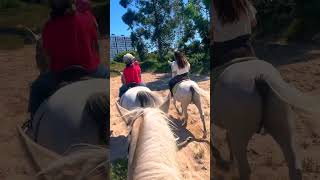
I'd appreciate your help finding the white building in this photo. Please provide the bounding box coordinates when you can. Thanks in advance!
[110,34,134,60]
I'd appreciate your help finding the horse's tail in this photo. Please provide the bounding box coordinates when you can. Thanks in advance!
[257,71,320,136]
[136,91,159,108]
[190,84,210,102]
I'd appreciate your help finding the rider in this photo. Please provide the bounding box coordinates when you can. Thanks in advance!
[212,0,257,68]
[119,53,145,97]
[28,0,108,119]
[168,51,190,96]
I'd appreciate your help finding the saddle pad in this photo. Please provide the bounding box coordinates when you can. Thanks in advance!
[172,79,189,94]
[212,56,258,91]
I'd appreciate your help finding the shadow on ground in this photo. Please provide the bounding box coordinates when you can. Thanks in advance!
[254,41,320,66]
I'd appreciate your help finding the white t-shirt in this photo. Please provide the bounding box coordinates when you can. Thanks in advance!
[171,61,190,76]
[213,2,257,42]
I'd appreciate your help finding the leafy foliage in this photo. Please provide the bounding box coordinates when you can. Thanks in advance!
[113,50,137,62]
[111,158,128,180]
[254,0,320,41]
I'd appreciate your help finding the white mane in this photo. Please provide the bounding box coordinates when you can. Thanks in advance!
[126,108,182,180]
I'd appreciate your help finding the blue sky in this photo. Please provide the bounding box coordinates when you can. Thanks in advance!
[110,1,131,36]
[110,0,192,37]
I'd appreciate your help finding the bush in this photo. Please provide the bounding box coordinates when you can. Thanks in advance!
[0,0,22,9]
[113,51,137,62]
[110,61,125,76]
[111,158,128,180]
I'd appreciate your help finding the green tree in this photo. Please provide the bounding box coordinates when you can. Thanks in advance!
[120,0,180,62]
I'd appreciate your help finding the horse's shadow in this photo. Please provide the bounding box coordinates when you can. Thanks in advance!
[110,135,128,162]
[168,115,210,150]
[146,73,210,91]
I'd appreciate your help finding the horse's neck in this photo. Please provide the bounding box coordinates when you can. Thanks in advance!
[130,109,181,180]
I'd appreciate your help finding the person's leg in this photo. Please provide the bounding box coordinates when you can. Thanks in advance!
[119,84,128,98]
[28,72,57,118]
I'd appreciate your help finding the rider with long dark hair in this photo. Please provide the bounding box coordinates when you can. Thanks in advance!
[28,0,108,119]
[212,0,257,68]
[168,51,190,96]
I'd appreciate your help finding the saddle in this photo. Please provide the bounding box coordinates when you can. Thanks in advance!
[51,66,93,95]
[126,82,139,89]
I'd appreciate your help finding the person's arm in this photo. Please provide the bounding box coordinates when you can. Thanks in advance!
[121,71,126,84]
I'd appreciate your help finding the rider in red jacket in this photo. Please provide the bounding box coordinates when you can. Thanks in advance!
[28,0,108,119]
[119,53,146,97]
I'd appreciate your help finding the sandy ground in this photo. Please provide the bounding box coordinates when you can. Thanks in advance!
[213,43,320,180]
[110,73,211,179]
[0,39,108,180]
[0,46,38,180]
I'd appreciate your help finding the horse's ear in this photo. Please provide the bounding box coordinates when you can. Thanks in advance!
[159,93,171,113]
[116,101,131,124]
[24,26,41,41]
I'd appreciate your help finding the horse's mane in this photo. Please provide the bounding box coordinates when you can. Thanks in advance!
[37,144,108,180]
[125,108,182,180]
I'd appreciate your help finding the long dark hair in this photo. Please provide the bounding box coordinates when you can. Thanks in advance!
[174,51,188,69]
[213,0,249,24]
[49,0,75,19]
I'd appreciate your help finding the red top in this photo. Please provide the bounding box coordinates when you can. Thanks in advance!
[42,11,100,73]
[123,62,142,84]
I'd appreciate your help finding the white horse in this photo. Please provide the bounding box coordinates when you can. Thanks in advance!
[117,104,182,180]
[119,86,165,111]
[212,58,320,180]
[168,61,209,138]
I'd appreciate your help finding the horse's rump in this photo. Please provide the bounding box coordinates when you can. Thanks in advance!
[26,79,108,154]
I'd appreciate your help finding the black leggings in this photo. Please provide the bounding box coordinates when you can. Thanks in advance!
[212,34,255,69]
[168,73,190,95]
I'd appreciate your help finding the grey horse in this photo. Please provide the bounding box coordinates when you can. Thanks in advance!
[212,58,320,180]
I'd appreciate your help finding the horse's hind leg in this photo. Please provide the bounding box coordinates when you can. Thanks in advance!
[265,94,302,180]
[181,102,189,127]
[173,99,182,115]
[228,133,251,180]
[194,94,207,138]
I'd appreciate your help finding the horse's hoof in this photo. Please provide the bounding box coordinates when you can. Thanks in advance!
[202,134,207,139]
[187,137,193,142]
[182,120,187,127]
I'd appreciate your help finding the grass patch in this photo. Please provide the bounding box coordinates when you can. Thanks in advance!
[111,158,128,180]
[110,61,125,77]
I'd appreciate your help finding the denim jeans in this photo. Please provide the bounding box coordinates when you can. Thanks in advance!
[28,64,109,118]
[119,82,146,98]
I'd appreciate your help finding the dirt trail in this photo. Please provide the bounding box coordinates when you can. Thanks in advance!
[0,46,38,180]
[110,73,211,179]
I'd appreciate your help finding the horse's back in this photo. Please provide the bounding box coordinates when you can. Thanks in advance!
[32,79,108,154]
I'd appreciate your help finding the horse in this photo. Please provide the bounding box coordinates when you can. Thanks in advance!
[168,61,209,138]
[118,85,168,111]
[19,27,109,179]
[212,57,320,180]
[117,104,182,180]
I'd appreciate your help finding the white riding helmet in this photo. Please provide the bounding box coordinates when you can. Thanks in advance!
[123,53,135,64]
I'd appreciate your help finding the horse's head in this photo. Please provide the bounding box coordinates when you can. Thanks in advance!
[24,27,49,74]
